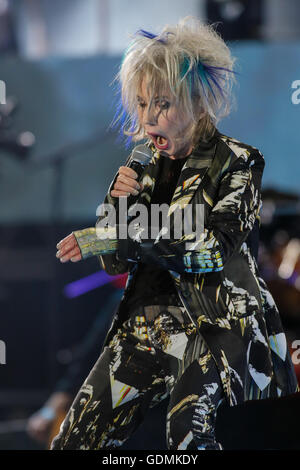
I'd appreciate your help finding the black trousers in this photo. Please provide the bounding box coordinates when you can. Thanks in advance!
[51,304,224,450]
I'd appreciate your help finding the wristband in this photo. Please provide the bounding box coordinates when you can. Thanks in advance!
[73,227,117,259]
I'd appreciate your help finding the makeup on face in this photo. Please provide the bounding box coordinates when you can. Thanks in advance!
[137,79,194,160]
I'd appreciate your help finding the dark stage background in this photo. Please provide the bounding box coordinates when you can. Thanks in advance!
[1,0,300,451]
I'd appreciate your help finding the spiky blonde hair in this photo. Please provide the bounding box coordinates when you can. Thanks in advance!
[114,16,237,145]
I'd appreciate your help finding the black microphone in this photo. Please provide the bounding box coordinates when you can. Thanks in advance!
[125,144,153,208]
[116,144,153,256]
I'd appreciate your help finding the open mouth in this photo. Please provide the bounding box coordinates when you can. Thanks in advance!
[148,133,169,150]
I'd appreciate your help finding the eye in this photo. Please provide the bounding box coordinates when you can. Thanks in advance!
[137,101,146,109]
[159,100,170,110]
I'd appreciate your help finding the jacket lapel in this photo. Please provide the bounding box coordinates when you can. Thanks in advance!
[137,140,216,213]
[135,130,233,218]
[168,143,216,215]
[170,131,236,213]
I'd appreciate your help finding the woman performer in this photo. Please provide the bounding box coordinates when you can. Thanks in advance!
[51,17,298,450]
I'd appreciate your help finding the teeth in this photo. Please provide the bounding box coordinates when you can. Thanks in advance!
[157,136,165,145]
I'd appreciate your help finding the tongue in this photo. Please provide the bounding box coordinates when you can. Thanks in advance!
[157,135,167,146]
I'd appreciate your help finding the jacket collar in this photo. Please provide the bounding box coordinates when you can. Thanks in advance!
[138,128,220,211]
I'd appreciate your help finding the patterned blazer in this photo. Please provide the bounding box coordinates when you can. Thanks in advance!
[96,128,298,406]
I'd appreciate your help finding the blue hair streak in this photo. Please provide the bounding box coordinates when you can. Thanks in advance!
[180,57,238,104]
[135,29,169,43]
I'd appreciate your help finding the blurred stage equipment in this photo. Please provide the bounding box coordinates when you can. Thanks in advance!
[260,188,300,325]
[29,127,114,222]
[0,96,35,159]
[0,0,17,54]
[24,128,117,388]
[205,0,264,39]
[63,271,127,299]
[263,0,300,40]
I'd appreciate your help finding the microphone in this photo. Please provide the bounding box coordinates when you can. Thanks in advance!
[125,144,153,208]
[98,144,153,241]
[116,144,153,257]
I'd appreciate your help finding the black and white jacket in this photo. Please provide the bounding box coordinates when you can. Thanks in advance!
[95,128,298,406]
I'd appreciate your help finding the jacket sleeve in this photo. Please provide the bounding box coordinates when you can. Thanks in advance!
[95,158,132,275]
[116,150,265,274]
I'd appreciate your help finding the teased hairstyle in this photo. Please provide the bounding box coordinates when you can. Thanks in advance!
[113,16,237,146]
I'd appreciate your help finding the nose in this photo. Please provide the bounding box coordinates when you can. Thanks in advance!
[144,103,159,126]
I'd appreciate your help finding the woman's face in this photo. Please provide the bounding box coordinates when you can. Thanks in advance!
[137,78,194,160]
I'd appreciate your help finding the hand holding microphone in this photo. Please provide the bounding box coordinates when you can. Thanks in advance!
[56,145,153,263]
[110,145,153,201]
[110,166,143,198]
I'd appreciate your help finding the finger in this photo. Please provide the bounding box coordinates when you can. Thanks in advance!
[56,233,74,249]
[56,239,77,258]
[119,166,138,179]
[59,246,81,263]
[114,181,139,195]
[117,173,141,190]
[56,243,79,261]
[70,254,82,262]
[110,190,130,197]
[56,233,73,247]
